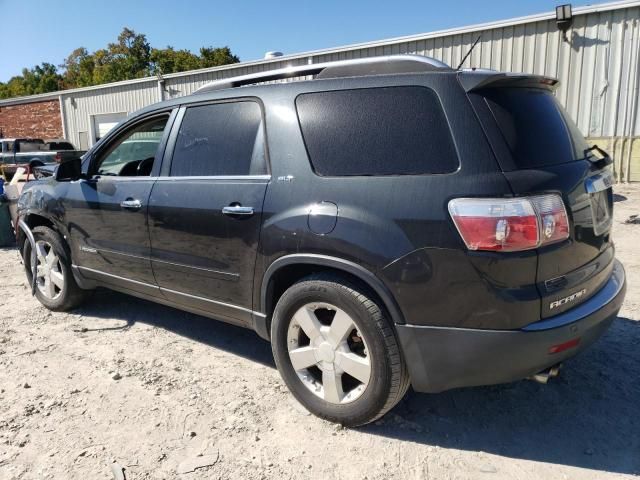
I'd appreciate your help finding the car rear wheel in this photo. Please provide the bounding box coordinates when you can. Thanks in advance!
[271,273,410,426]
[23,226,87,311]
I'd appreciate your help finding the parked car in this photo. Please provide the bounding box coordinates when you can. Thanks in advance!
[15,55,626,426]
[0,137,84,180]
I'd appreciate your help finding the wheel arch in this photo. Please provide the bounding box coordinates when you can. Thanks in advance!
[256,254,405,340]
[28,159,45,168]
[17,213,56,252]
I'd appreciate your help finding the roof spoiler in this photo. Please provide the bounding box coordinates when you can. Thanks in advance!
[458,71,559,92]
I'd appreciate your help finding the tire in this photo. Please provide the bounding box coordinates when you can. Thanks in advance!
[271,273,410,426]
[28,160,45,179]
[23,226,87,311]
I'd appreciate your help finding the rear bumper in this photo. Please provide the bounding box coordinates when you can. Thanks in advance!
[396,259,626,393]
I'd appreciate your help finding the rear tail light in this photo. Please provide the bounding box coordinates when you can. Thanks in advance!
[530,194,570,244]
[54,153,62,163]
[448,194,569,252]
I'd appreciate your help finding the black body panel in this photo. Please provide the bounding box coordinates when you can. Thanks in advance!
[148,177,268,325]
[502,163,614,318]
[15,65,626,394]
[62,177,157,290]
[251,73,536,330]
[398,260,625,393]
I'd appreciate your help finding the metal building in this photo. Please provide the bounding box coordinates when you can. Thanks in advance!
[1,0,639,179]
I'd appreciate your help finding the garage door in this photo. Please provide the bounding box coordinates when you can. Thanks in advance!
[92,112,128,143]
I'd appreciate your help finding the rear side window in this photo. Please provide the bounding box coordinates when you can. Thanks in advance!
[480,88,590,169]
[295,87,458,176]
[171,101,265,177]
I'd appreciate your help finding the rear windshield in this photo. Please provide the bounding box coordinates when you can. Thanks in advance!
[480,88,590,169]
[296,86,459,176]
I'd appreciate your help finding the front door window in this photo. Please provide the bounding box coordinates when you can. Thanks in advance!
[94,117,168,177]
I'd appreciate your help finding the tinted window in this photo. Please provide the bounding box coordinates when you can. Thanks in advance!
[295,87,458,176]
[170,101,265,177]
[481,88,590,169]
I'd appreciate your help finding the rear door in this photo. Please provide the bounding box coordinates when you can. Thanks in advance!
[148,99,269,325]
[470,84,614,318]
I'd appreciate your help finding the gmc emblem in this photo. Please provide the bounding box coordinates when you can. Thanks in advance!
[550,289,587,310]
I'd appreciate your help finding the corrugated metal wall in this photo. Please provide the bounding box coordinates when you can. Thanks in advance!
[62,80,159,149]
[57,2,640,179]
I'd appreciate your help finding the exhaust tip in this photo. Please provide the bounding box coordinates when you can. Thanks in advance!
[528,364,562,384]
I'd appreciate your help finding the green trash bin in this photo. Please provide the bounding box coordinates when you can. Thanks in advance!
[0,198,15,247]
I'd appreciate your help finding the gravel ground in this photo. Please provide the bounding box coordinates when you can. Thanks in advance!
[0,186,639,480]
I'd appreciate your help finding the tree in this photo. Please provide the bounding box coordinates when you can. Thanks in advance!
[150,45,239,75]
[23,63,62,93]
[61,48,95,88]
[0,27,240,99]
[0,63,62,99]
[150,47,202,75]
[199,47,239,68]
[91,28,151,83]
[0,77,27,99]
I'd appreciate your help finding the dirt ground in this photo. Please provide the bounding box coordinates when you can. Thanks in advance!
[0,186,639,480]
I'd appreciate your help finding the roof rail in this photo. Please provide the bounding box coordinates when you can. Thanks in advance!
[194,55,450,94]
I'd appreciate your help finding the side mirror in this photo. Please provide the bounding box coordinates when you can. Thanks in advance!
[55,156,84,181]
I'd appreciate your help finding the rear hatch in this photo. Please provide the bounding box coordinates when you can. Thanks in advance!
[466,74,615,319]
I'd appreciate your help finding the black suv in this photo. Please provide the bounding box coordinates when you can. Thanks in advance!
[16,55,626,426]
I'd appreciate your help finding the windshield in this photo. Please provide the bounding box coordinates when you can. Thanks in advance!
[480,88,590,169]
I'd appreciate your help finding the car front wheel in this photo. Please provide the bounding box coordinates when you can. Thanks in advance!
[23,226,87,311]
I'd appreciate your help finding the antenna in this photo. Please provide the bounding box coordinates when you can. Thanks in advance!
[456,34,482,70]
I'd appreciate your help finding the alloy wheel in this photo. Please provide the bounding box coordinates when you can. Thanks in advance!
[287,302,371,404]
[34,240,64,300]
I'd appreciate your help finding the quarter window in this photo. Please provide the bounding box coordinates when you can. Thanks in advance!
[170,101,266,177]
[295,86,459,176]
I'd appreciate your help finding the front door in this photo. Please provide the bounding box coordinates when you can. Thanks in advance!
[148,100,269,325]
[62,112,174,296]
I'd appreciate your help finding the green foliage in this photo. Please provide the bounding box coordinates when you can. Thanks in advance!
[0,27,240,99]
[61,48,95,88]
[149,45,240,75]
[0,62,63,99]
[150,47,202,75]
[199,47,240,69]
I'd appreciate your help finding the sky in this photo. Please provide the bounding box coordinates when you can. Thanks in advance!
[1,0,600,82]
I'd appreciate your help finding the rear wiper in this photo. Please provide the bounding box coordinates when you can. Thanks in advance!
[584,145,613,169]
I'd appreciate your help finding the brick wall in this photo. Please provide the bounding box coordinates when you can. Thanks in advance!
[0,99,62,139]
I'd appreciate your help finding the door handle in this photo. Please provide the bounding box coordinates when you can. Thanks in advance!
[120,198,142,210]
[222,205,254,216]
